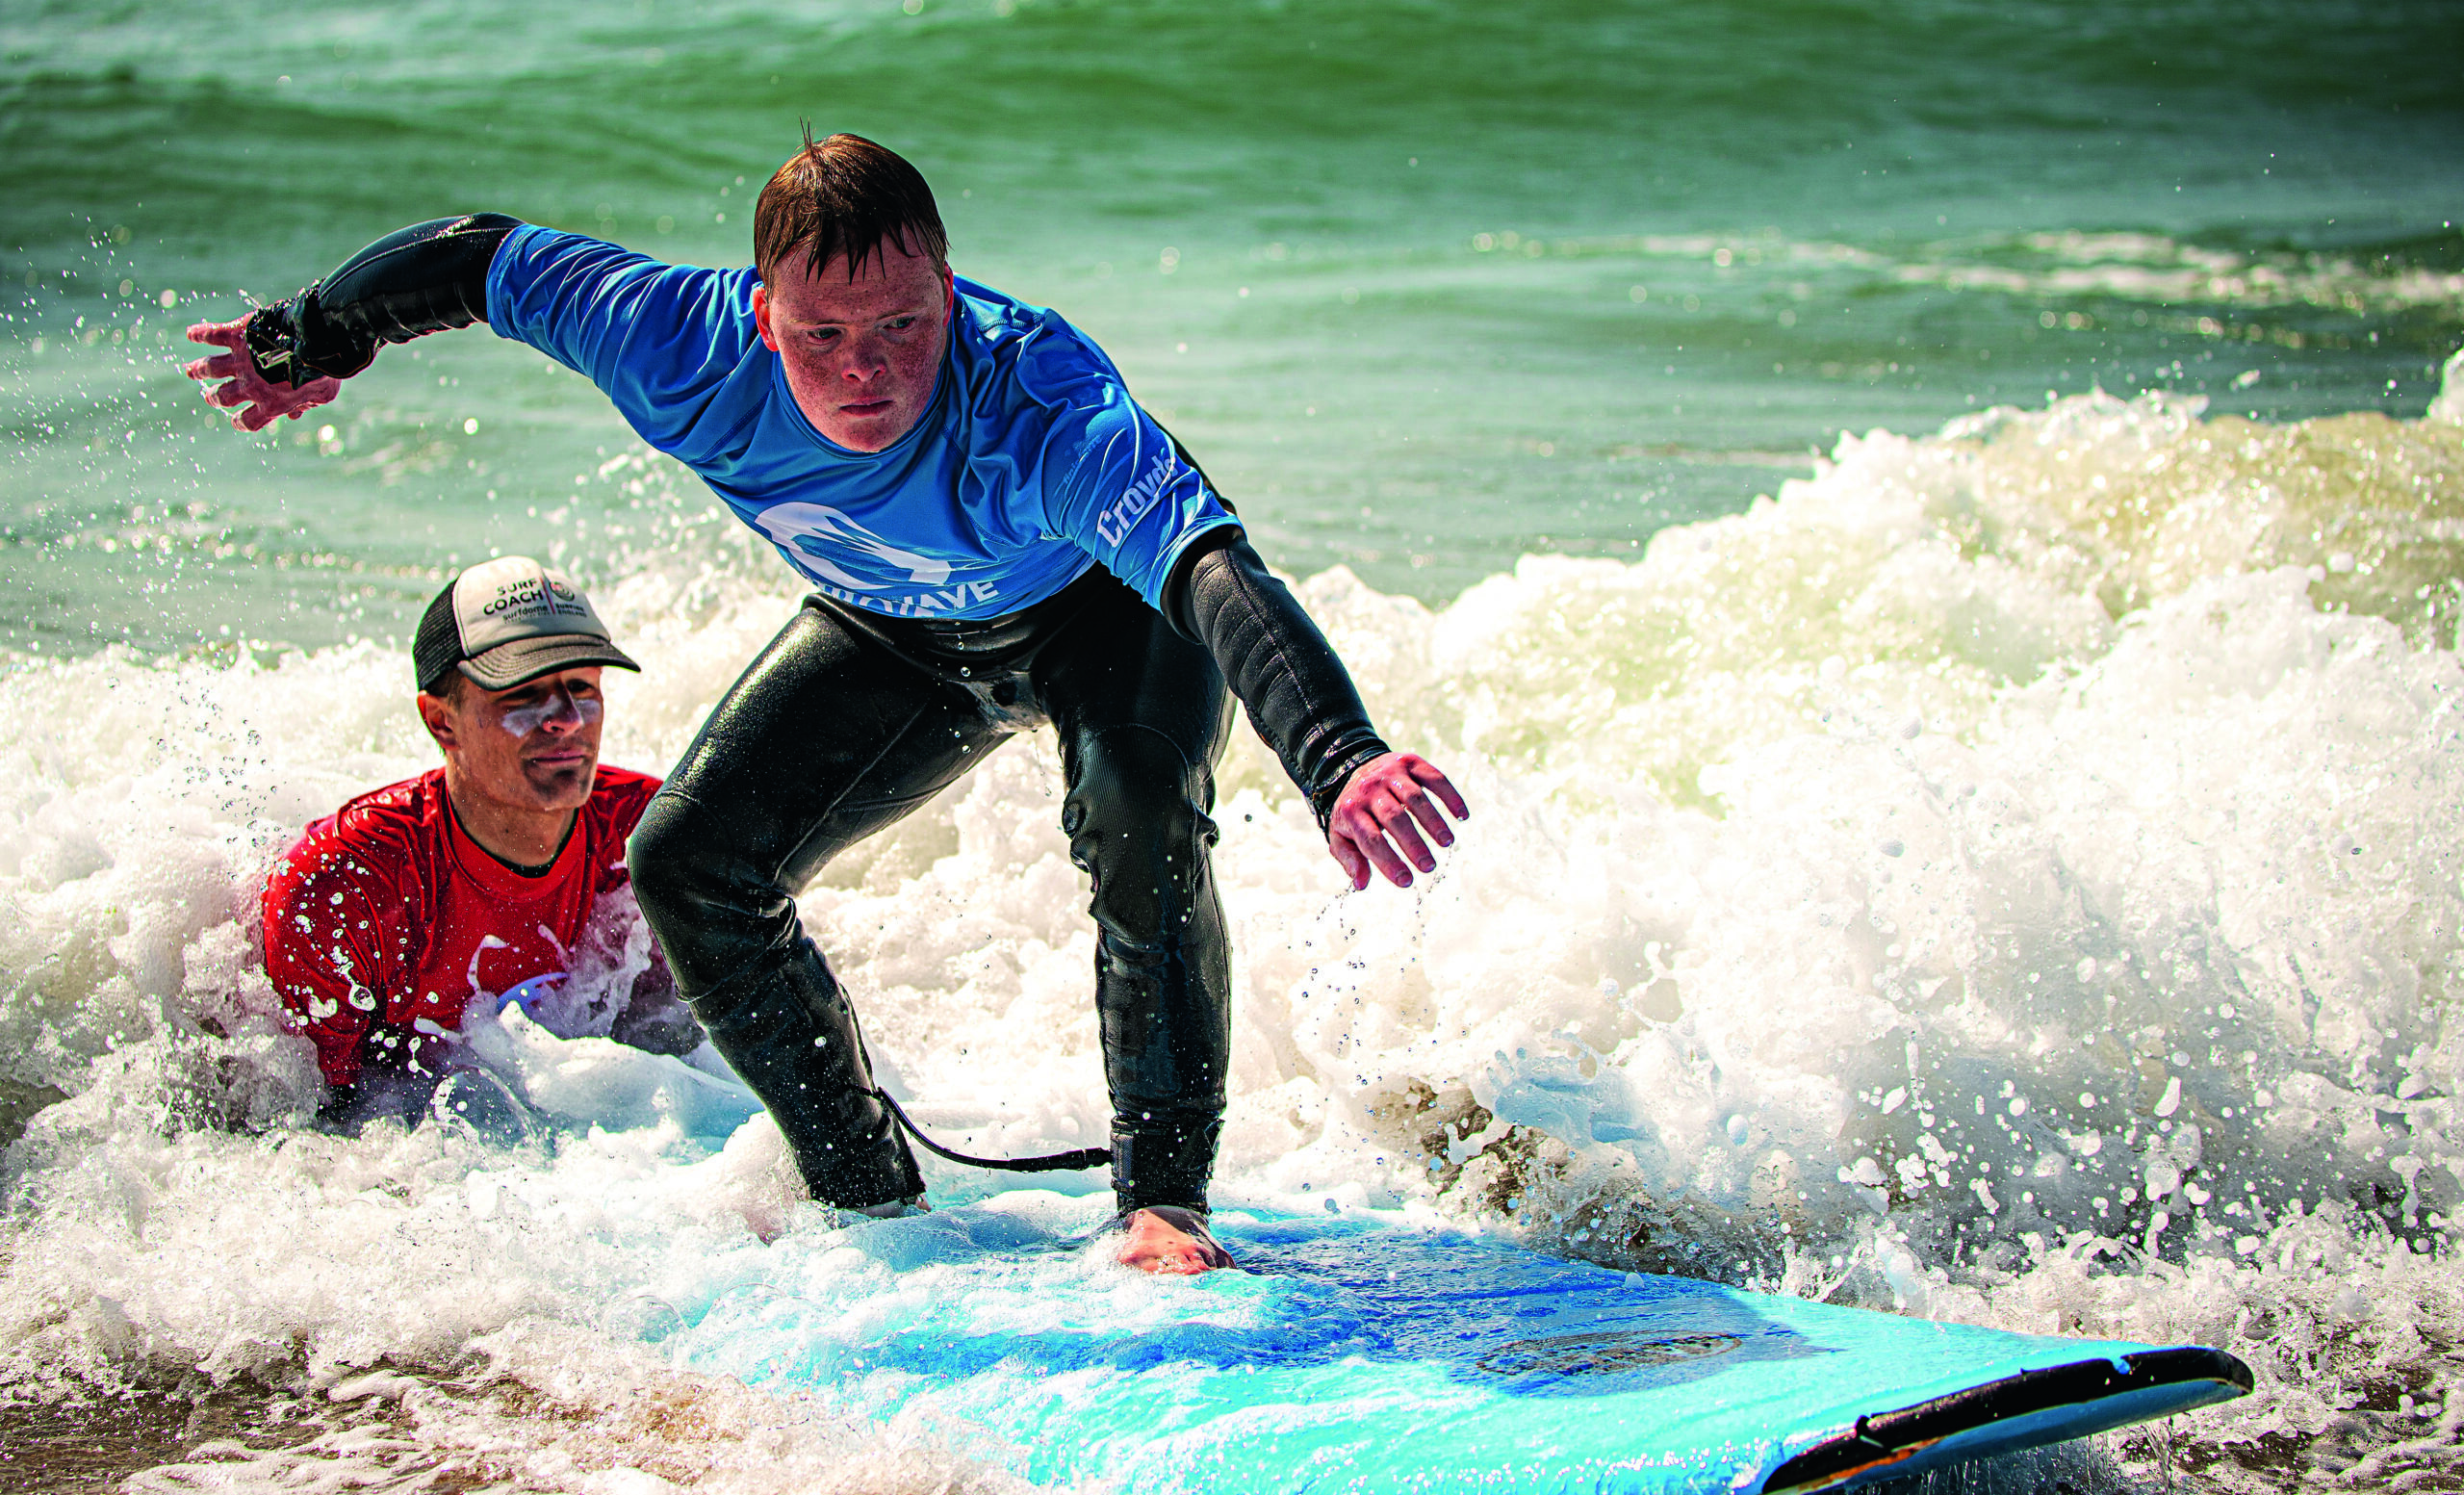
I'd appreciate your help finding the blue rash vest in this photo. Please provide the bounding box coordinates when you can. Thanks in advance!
[485,225,1238,621]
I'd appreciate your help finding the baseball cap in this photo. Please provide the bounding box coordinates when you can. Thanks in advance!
[412,555,640,693]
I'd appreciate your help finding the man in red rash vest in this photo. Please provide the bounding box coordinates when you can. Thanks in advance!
[261,555,702,1129]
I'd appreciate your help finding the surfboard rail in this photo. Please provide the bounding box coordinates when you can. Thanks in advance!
[1758,1345,2254,1493]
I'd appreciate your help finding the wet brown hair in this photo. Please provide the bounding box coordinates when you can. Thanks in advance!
[754,130,949,283]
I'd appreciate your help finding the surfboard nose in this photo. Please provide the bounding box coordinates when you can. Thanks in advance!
[1758,1345,2254,1494]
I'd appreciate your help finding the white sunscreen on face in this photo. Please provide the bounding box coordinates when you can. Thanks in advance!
[499,694,602,738]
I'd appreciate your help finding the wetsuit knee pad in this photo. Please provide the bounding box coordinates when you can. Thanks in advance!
[625,789,783,1000]
[1063,726,1219,944]
[624,789,707,933]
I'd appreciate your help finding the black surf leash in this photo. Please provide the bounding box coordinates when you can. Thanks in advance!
[873,1095,1236,1267]
[872,1087,1111,1173]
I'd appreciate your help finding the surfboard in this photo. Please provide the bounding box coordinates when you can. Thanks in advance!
[667,1194,2250,1493]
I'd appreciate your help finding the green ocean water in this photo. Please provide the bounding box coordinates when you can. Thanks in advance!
[2,0,2459,654]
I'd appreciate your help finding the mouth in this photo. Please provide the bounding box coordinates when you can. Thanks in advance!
[838,398,895,418]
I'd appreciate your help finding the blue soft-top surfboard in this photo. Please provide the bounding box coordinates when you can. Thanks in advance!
[666,1195,2248,1493]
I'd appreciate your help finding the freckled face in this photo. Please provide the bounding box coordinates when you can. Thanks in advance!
[754,243,954,452]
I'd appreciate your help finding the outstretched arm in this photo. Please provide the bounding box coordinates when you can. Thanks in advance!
[1165,530,1469,889]
[185,214,521,430]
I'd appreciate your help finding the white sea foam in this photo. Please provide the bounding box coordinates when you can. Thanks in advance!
[1889,230,2464,322]
[1532,225,2464,325]
[3,362,2462,1489]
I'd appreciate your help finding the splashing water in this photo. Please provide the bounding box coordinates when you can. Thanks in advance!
[3,355,2462,1490]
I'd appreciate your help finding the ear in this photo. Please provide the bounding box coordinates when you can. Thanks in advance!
[417,690,460,756]
[752,282,781,352]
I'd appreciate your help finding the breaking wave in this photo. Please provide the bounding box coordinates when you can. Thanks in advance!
[2,353,2461,1490]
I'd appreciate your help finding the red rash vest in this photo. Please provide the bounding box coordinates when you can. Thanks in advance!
[261,764,661,1087]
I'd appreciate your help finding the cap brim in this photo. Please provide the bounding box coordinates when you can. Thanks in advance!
[456,633,641,691]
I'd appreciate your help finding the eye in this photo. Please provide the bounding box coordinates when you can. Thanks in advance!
[886,316,918,331]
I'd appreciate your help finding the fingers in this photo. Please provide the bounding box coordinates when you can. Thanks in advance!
[231,395,291,432]
[280,375,341,416]
[238,392,325,431]
[1398,786,1454,849]
[1322,752,1476,891]
[180,314,322,431]
[1329,831,1372,891]
[1342,813,1414,888]
[1373,793,1437,872]
[186,318,247,349]
[1406,758,1472,821]
[208,374,340,432]
[184,348,246,385]
[185,333,268,425]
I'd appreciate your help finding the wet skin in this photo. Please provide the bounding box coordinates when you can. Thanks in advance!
[416,666,604,867]
[184,319,339,430]
[1115,1207,1237,1275]
[1326,752,1469,890]
[752,242,954,452]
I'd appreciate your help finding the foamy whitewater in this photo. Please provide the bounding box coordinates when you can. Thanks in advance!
[4,356,2462,1491]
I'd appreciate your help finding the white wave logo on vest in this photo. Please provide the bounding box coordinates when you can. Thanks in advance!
[748,502,1004,617]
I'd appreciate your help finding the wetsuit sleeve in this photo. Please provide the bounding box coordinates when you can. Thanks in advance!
[1042,396,1242,610]
[260,834,405,1089]
[1164,529,1393,831]
[243,215,521,383]
[486,226,765,459]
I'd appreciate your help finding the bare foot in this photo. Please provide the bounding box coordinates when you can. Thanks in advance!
[1115,1206,1235,1274]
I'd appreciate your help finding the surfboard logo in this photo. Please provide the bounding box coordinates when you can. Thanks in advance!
[747,502,957,592]
[496,970,570,1016]
[1474,1330,1742,1378]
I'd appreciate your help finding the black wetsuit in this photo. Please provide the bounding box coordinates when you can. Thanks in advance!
[245,217,1392,1213]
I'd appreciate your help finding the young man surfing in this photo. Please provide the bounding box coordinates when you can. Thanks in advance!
[191,133,1466,1274]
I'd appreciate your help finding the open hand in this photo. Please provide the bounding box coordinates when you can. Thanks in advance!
[1327,751,1469,890]
[185,317,340,431]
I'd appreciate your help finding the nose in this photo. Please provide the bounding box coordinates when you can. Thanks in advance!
[535,686,585,733]
[839,333,888,383]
